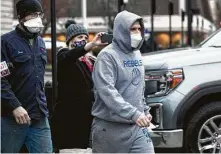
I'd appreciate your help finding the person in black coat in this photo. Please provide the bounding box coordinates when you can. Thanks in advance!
[50,20,107,150]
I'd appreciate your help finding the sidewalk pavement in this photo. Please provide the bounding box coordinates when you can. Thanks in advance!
[60,148,92,153]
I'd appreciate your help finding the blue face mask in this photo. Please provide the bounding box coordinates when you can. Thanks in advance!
[70,40,87,48]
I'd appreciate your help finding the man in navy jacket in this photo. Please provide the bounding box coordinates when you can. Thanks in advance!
[1,0,52,152]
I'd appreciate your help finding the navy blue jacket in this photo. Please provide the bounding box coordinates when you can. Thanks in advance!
[1,26,49,119]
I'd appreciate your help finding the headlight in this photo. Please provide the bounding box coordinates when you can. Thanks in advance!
[145,69,184,97]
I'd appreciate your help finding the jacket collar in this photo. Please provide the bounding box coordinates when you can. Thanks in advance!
[15,25,39,40]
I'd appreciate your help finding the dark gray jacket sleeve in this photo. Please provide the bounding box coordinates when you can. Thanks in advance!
[57,46,88,63]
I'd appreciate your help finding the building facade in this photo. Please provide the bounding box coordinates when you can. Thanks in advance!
[1,0,13,35]
[11,0,219,49]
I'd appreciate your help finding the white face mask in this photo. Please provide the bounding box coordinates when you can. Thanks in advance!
[24,17,44,33]
[131,33,142,48]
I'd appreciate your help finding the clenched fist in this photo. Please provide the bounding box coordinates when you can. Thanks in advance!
[136,113,151,127]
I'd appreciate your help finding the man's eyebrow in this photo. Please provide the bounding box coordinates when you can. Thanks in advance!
[131,27,141,29]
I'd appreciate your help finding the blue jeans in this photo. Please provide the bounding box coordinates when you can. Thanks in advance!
[1,116,53,153]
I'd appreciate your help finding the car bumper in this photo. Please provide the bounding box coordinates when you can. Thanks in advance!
[149,129,183,148]
[146,92,184,148]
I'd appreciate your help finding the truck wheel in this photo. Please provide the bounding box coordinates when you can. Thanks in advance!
[185,101,221,153]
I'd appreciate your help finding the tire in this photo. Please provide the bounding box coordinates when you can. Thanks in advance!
[185,101,221,153]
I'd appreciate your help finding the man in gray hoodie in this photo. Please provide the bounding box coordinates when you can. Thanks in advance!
[91,11,155,153]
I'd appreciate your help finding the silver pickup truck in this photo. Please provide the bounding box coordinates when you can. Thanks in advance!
[143,28,221,153]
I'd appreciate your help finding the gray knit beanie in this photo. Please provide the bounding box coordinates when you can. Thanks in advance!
[66,23,89,46]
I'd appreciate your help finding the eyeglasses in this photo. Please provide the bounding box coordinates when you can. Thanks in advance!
[29,12,44,19]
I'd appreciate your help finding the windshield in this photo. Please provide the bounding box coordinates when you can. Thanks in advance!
[200,28,221,47]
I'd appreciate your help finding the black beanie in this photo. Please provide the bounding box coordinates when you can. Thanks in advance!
[16,0,43,20]
[65,21,89,46]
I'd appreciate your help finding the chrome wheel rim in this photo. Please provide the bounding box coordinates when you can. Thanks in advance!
[198,115,221,153]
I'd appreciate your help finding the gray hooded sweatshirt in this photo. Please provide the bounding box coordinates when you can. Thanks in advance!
[92,10,149,124]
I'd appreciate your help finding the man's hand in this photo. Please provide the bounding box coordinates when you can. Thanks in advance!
[136,113,150,127]
[12,106,31,125]
[91,32,109,46]
[146,113,152,122]
[84,32,109,51]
